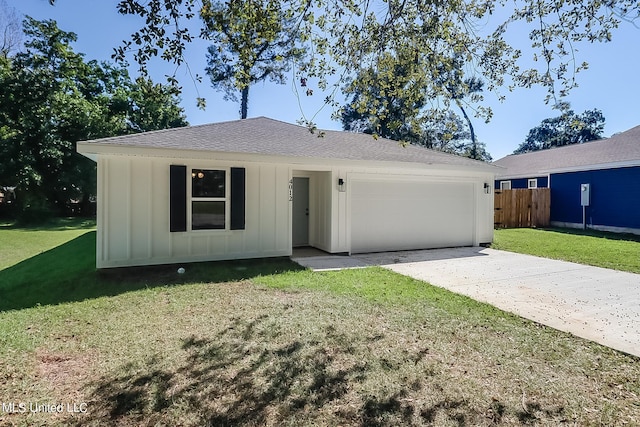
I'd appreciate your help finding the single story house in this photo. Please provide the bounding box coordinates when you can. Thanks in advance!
[77,117,497,268]
[493,125,640,234]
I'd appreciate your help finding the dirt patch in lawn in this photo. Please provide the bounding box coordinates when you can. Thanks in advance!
[36,349,96,400]
[34,348,99,423]
[0,347,100,427]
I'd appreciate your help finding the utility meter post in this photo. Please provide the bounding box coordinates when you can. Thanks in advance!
[580,184,590,230]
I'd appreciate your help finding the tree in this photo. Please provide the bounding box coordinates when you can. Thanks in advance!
[0,0,21,58]
[452,79,483,160]
[455,139,493,162]
[341,64,493,162]
[513,109,605,154]
[125,76,191,132]
[201,0,305,119]
[340,51,429,145]
[428,53,490,161]
[98,0,638,125]
[0,17,187,219]
[440,72,486,161]
[341,50,493,161]
[419,113,493,162]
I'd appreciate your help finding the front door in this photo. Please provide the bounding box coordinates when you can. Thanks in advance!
[292,177,309,247]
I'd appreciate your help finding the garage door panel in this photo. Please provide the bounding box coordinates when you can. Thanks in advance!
[351,179,474,253]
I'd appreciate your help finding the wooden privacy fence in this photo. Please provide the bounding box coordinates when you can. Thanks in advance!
[494,188,550,228]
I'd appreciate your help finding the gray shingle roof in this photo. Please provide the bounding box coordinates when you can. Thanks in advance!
[493,125,640,178]
[80,116,495,170]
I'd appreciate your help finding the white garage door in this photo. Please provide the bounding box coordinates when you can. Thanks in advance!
[350,178,475,253]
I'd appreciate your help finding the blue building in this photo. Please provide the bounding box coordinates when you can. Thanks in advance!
[493,125,640,235]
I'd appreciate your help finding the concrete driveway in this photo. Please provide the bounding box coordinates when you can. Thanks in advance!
[292,247,640,357]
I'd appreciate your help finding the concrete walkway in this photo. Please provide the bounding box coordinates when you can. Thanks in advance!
[292,247,640,357]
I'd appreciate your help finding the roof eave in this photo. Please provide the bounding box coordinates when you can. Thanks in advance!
[77,141,499,172]
[543,159,640,174]
[495,172,550,180]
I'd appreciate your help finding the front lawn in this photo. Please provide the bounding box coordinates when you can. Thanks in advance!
[0,217,96,270]
[0,219,298,312]
[1,223,639,426]
[493,228,640,273]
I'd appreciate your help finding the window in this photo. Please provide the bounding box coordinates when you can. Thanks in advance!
[191,169,226,230]
[528,179,538,189]
[170,165,245,232]
[500,181,511,190]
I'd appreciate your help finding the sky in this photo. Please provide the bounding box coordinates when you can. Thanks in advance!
[11,0,640,160]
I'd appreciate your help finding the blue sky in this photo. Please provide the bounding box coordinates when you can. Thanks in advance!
[13,0,640,160]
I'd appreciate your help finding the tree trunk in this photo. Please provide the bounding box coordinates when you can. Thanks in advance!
[457,101,477,160]
[240,86,249,119]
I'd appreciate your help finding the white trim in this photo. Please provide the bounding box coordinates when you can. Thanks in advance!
[473,182,479,246]
[125,159,132,259]
[496,173,542,180]
[97,157,106,265]
[495,161,640,180]
[347,172,481,184]
[543,160,640,175]
[496,174,550,181]
[189,167,229,232]
[500,181,511,190]
[528,178,538,189]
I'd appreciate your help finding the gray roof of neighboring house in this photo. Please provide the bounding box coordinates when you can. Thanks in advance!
[79,116,496,170]
[493,125,640,178]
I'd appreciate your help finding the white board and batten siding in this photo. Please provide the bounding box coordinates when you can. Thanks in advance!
[97,155,291,268]
[95,154,495,268]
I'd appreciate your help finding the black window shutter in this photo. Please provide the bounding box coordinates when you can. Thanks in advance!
[170,165,187,232]
[230,167,246,230]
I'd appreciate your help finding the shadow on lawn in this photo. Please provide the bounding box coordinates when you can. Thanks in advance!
[72,313,568,427]
[541,227,640,243]
[78,315,518,427]
[0,232,304,312]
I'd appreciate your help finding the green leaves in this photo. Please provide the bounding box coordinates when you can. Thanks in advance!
[513,108,606,154]
[48,0,640,124]
[0,18,187,217]
[201,0,306,118]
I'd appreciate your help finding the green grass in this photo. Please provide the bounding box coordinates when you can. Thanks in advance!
[0,217,96,270]
[258,267,505,318]
[1,223,640,426]
[492,228,640,273]
[0,219,302,312]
